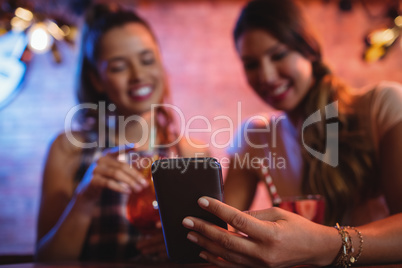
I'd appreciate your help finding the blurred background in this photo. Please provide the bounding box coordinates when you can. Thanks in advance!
[0,0,401,260]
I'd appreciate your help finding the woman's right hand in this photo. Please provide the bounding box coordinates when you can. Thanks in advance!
[74,146,150,203]
[183,197,341,268]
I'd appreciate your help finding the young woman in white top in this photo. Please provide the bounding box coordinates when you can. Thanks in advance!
[183,0,402,266]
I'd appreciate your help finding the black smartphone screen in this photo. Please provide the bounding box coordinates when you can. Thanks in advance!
[151,157,227,263]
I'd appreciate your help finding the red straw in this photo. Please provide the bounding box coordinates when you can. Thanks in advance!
[260,162,282,205]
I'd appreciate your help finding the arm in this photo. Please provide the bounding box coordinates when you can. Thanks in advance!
[35,134,91,261]
[224,118,269,211]
[224,155,259,211]
[36,134,149,261]
[183,197,402,267]
[379,121,402,214]
[371,84,402,214]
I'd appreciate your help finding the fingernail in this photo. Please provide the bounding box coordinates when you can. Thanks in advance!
[121,184,132,194]
[132,184,143,193]
[187,233,198,243]
[199,252,207,260]
[182,218,194,228]
[124,188,132,194]
[140,178,149,186]
[198,197,209,207]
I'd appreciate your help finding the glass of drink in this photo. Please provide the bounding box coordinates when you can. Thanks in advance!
[274,194,325,224]
[125,150,165,234]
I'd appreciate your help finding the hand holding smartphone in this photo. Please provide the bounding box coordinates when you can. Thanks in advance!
[151,157,227,263]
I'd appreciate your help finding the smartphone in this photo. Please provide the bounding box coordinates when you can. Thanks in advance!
[151,157,227,263]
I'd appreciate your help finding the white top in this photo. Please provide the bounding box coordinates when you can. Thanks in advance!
[228,81,402,226]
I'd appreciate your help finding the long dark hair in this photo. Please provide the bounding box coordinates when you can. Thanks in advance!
[75,3,177,148]
[234,0,378,225]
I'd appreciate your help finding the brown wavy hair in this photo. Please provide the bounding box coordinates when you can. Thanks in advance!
[75,3,177,148]
[234,0,379,225]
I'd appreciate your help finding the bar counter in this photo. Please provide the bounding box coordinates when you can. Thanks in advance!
[1,262,402,268]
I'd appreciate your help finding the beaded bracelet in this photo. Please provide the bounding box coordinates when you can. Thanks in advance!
[333,223,364,267]
[333,223,353,268]
[346,226,363,264]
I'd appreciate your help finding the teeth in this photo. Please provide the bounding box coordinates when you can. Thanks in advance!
[132,86,151,97]
[272,84,288,96]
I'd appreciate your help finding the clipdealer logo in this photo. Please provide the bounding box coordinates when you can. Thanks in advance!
[63,101,339,168]
[301,101,339,167]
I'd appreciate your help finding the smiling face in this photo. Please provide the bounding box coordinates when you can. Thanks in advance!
[93,22,165,116]
[236,29,314,112]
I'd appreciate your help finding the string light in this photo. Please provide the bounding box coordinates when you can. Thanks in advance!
[363,21,401,62]
[27,22,53,53]
[363,0,402,63]
[1,2,77,62]
[15,7,33,22]
[0,0,78,108]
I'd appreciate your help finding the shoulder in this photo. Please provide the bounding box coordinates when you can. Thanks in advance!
[356,81,402,146]
[41,131,89,198]
[354,81,402,114]
[227,112,286,155]
[358,81,402,102]
[49,131,86,156]
[371,81,402,99]
[375,80,402,91]
[368,81,402,120]
[44,131,88,180]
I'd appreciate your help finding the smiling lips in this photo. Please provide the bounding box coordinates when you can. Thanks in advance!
[263,83,291,102]
[129,85,153,101]
[272,83,288,96]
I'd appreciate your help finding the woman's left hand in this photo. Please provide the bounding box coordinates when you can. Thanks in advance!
[136,225,168,260]
[182,196,340,268]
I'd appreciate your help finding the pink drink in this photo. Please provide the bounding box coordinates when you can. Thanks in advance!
[275,195,325,224]
[126,151,162,233]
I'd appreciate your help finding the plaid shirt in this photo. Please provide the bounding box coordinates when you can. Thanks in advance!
[75,147,140,261]
[81,189,141,261]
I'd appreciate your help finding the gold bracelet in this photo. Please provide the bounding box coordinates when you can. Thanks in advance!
[333,223,353,268]
[347,226,363,264]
